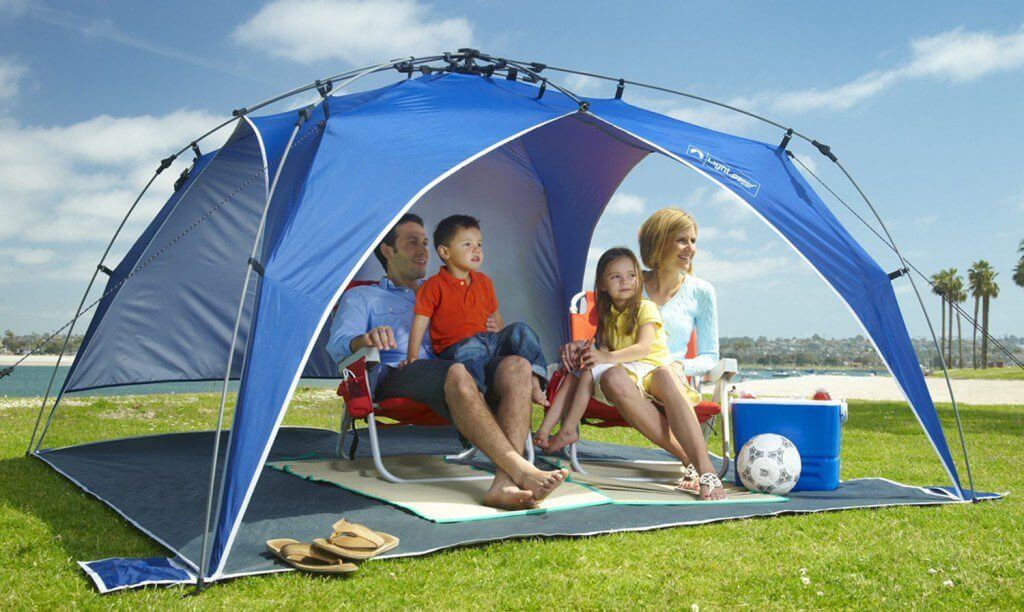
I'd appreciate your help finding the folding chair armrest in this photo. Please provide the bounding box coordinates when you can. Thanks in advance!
[337,346,381,373]
[703,357,738,385]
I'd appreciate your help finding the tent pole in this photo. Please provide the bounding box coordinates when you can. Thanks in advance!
[196,109,310,589]
[831,159,976,502]
[26,167,167,455]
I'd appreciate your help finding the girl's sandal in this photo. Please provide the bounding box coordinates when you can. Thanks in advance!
[698,472,727,500]
[674,464,700,495]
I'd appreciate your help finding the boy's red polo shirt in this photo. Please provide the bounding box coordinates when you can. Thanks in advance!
[414,266,498,353]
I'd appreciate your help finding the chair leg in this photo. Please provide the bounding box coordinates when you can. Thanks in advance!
[717,394,733,480]
[365,417,491,483]
[524,431,535,464]
[566,442,586,474]
[337,410,353,458]
[444,445,479,462]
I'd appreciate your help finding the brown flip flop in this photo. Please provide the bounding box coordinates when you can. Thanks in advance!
[266,539,359,574]
[311,519,399,560]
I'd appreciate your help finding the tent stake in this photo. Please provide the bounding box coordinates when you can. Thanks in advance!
[196,108,311,589]
[832,159,977,502]
[26,167,167,455]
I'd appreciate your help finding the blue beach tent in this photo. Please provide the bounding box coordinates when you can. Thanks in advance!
[34,63,967,583]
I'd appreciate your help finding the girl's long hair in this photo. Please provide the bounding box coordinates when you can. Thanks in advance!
[594,247,645,346]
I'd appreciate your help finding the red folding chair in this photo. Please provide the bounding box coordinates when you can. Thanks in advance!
[335,280,533,483]
[545,291,738,478]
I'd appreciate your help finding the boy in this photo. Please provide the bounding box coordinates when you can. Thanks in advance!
[405,214,548,406]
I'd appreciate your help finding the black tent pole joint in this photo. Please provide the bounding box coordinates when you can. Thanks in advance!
[537,80,547,99]
[887,267,909,280]
[615,79,625,99]
[157,153,177,175]
[812,139,838,162]
[0,366,12,380]
[97,264,113,276]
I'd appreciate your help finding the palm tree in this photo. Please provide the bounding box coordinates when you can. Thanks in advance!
[1015,240,1024,296]
[979,267,999,369]
[931,270,948,366]
[941,268,962,368]
[949,273,966,368]
[968,261,991,369]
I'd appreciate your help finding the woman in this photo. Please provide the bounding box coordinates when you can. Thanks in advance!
[561,207,724,499]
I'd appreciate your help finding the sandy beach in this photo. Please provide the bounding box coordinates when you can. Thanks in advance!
[0,355,75,366]
[735,374,1024,405]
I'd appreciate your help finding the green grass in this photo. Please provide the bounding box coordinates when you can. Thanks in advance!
[934,367,1024,381]
[1,389,1021,609]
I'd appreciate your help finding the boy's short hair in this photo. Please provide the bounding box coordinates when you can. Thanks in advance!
[374,213,424,268]
[433,214,481,250]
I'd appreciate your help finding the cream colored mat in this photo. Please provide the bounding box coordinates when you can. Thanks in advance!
[267,455,611,523]
[556,459,788,505]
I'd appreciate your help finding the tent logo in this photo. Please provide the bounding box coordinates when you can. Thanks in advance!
[685,145,760,197]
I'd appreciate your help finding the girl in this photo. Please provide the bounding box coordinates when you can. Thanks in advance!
[534,247,671,456]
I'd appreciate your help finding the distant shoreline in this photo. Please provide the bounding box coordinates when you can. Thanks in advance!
[0,355,76,366]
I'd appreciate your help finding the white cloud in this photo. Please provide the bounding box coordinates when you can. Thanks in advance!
[233,0,474,65]
[700,226,748,242]
[904,26,1024,82]
[766,25,1024,114]
[696,250,790,284]
[769,70,900,114]
[0,109,227,241]
[0,56,26,101]
[0,247,56,266]
[605,192,645,215]
[789,152,818,176]
[914,215,939,227]
[563,73,608,97]
[623,25,1024,129]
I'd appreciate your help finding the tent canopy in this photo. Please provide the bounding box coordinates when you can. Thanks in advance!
[55,72,963,580]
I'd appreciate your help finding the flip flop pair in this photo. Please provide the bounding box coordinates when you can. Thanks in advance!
[312,519,399,560]
[266,539,359,575]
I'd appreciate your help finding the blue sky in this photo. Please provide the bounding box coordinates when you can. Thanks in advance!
[0,0,1022,339]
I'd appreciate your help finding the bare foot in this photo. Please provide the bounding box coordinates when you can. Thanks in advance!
[545,427,579,454]
[518,466,569,502]
[482,481,537,510]
[533,431,551,451]
[531,377,549,407]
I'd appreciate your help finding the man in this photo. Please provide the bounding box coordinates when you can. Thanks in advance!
[328,213,566,510]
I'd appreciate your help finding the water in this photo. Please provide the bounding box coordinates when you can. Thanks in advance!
[1,364,885,398]
[0,365,339,398]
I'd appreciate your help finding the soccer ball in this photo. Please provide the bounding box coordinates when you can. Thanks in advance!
[736,433,802,494]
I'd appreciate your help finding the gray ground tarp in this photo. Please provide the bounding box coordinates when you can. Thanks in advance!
[35,426,997,580]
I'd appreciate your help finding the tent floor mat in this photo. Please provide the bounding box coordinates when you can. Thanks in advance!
[35,426,1001,580]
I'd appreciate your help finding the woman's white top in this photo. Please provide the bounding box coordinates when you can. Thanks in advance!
[644,274,720,377]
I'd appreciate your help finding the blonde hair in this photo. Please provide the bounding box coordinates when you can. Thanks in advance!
[638,207,697,274]
[594,247,644,346]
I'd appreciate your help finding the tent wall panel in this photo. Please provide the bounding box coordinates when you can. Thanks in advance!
[65,122,271,392]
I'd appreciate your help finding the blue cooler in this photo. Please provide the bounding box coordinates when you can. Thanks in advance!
[731,398,846,491]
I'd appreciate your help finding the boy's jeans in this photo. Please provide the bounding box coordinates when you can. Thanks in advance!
[437,322,548,393]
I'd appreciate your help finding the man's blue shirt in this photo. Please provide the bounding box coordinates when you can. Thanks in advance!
[327,276,433,389]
